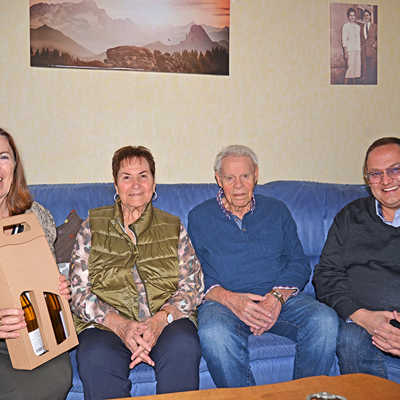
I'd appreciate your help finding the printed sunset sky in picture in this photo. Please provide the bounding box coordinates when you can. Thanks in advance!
[29,0,230,28]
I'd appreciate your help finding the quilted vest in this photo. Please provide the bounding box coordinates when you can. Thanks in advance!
[73,200,180,334]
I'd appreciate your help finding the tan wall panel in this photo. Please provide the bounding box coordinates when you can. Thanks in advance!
[0,0,399,184]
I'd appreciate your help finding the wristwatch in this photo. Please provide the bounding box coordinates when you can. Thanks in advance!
[159,310,174,324]
[270,289,285,306]
[166,312,174,324]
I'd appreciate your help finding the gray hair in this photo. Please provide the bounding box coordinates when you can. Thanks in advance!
[214,145,258,174]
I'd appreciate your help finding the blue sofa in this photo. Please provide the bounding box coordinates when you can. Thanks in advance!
[29,181,400,399]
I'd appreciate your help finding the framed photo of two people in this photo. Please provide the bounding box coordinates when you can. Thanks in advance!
[330,3,378,85]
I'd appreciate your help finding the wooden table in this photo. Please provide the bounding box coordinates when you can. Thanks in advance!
[113,374,400,400]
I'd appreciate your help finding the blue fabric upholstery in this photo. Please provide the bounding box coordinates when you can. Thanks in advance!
[28,181,399,398]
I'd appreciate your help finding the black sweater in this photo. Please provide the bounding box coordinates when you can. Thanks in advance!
[313,196,400,320]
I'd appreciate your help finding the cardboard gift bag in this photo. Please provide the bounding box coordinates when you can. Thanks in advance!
[0,213,78,370]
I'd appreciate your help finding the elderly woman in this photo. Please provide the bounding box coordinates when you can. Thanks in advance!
[342,7,361,84]
[70,145,204,399]
[0,128,72,400]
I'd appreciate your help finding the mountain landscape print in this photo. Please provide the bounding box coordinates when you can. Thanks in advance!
[29,0,230,75]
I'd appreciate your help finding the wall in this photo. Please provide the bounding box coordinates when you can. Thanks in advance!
[0,0,399,184]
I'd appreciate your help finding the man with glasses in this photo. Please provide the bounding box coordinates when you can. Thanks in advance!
[313,137,400,379]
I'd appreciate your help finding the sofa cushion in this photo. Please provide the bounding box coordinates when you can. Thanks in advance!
[54,210,83,264]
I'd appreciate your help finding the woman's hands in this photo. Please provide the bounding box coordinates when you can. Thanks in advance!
[129,313,168,367]
[104,311,169,369]
[58,274,71,300]
[117,318,154,368]
[0,308,26,339]
[142,313,167,348]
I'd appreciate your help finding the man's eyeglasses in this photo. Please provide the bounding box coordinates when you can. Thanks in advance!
[365,165,400,184]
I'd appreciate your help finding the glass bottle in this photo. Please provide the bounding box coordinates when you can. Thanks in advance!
[45,292,68,344]
[20,292,46,356]
[12,223,68,345]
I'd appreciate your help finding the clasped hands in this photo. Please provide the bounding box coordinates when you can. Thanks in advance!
[116,313,167,369]
[227,291,282,336]
[0,274,71,339]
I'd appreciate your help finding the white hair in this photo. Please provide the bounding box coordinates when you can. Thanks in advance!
[214,145,258,174]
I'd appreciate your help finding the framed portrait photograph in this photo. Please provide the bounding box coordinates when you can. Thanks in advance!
[330,3,377,85]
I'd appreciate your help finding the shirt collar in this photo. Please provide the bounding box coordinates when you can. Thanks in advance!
[375,199,400,228]
[217,187,256,219]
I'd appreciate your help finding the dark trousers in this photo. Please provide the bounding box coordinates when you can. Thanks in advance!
[77,319,201,400]
[0,340,72,400]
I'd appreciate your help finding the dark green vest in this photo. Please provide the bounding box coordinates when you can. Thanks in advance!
[74,201,180,334]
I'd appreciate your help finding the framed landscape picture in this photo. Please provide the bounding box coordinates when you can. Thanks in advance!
[30,0,230,75]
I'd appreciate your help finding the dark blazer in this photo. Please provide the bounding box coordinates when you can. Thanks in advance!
[360,22,377,59]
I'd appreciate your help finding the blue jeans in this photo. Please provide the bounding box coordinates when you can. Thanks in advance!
[198,293,338,388]
[77,319,201,399]
[337,319,391,378]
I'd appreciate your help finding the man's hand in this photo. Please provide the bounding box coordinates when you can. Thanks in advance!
[0,308,26,339]
[350,309,390,335]
[226,292,273,329]
[350,309,400,356]
[206,287,273,330]
[251,293,282,336]
[372,311,400,356]
[251,288,295,335]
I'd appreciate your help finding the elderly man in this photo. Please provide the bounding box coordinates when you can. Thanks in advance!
[313,137,400,379]
[187,145,338,388]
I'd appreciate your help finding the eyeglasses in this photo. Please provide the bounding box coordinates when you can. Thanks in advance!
[365,165,400,184]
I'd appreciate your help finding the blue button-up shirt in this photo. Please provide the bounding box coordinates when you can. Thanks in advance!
[375,200,400,228]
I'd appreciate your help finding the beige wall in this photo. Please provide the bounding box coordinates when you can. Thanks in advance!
[0,0,399,184]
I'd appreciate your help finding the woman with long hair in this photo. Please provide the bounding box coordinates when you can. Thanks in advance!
[0,128,72,400]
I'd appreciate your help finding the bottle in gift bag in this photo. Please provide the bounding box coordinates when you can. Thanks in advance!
[45,292,68,344]
[20,292,46,356]
[12,223,68,345]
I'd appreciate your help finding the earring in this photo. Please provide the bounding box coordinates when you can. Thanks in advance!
[152,191,158,201]
[114,193,119,202]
